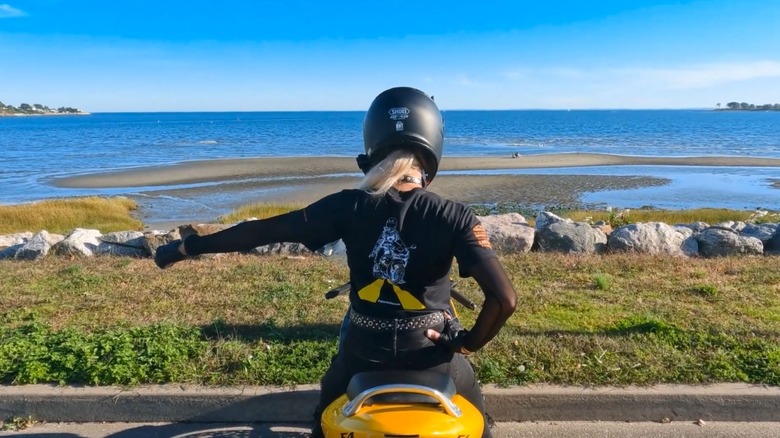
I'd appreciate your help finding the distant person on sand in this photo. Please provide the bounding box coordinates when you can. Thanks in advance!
[153,86,517,438]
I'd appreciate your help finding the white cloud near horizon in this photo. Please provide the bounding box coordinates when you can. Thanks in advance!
[435,60,780,109]
[0,4,25,18]
[613,61,780,89]
[503,61,780,88]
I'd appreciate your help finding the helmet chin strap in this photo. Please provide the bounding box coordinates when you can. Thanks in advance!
[398,174,426,188]
[356,154,372,174]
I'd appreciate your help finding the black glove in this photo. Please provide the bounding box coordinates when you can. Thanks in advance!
[433,314,473,356]
[154,240,186,269]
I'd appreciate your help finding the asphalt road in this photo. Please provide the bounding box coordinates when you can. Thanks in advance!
[3,421,779,438]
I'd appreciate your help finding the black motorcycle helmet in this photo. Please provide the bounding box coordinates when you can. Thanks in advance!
[358,87,444,184]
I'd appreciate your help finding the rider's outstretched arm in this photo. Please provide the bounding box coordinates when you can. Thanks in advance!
[184,210,311,255]
[154,192,351,269]
[183,191,352,256]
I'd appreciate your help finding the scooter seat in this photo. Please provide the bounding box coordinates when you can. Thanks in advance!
[346,370,456,405]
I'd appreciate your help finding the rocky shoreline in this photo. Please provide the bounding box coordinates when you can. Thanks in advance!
[2,211,778,262]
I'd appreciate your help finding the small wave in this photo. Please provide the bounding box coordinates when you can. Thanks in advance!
[129,193,221,211]
[197,140,218,145]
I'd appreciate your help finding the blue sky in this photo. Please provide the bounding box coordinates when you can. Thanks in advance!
[2,1,779,112]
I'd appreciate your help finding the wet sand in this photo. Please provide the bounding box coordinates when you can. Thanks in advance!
[135,173,668,208]
[53,152,780,189]
[47,153,780,228]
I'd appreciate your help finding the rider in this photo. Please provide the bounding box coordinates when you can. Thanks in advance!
[154,87,517,438]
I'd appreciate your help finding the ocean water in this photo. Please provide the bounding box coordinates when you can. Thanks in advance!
[1,110,779,216]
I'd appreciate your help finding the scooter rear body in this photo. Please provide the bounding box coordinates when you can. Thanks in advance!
[321,370,484,438]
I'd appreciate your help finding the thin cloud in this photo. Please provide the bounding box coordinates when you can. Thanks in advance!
[454,74,495,88]
[503,67,586,81]
[613,61,780,89]
[449,60,780,109]
[0,4,26,18]
[502,61,780,88]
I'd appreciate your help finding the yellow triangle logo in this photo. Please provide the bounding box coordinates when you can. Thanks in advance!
[357,278,384,302]
[392,284,426,310]
[357,279,426,310]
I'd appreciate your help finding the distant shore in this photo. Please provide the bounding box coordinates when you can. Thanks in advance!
[0,112,90,117]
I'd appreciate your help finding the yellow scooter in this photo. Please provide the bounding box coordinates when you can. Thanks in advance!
[322,284,484,438]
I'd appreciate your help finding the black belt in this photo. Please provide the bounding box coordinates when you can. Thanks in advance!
[349,308,445,332]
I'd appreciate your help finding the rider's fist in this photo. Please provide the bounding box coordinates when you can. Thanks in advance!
[154,240,186,269]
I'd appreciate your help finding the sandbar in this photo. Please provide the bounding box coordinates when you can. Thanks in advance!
[48,152,780,227]
[52,152,780,189]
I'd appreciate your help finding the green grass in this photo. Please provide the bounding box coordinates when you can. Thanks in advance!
[1,200,779,387]
[216,202,305,224]
[0,197,142,234]
[1,252,778,387]
[1,415,36,432]
[592,273,612,291]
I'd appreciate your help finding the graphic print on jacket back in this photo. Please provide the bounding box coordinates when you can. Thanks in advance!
[369,218,415,284]
[358,217,425,310]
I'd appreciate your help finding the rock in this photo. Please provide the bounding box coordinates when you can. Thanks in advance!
[0,232,33,249]
[478,213,535,253]
[740,223,779,246]
[317,239,346,257]
[53,228,102,257]
[608,222,698,257]
[713,220,747,232]
[593,223,613,235]
[98,231,147,257]
[536,221,607,254]
[251,242,312,256]
[0,244,23,260]
[535,211,572,230]
[681,238,699,257]
[673,226,695,238]
[695,227,764,257]
[768,229,780,253]
[678,221,710,233]
[14,230,61,260]
[143,229,181,257]
[178,223,230,240]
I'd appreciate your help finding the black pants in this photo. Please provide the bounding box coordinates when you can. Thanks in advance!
[313,319,491,438]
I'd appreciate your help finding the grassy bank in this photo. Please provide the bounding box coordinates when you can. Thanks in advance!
[216,202,306,224]
[0,197,142,234]
[1,253,778,387]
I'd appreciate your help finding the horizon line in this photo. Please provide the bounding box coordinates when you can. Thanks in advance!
[81,107,722,114]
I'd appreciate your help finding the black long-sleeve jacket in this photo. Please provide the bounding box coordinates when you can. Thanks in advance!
[184,187,517,352]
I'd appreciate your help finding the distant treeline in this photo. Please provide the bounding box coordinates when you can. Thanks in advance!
[0,100,85,115]
[716,102,780,111]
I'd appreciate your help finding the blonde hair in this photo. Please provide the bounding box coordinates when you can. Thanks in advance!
[358,149,423,196]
